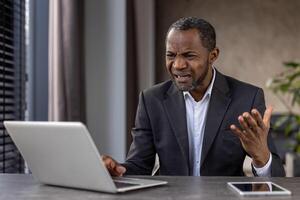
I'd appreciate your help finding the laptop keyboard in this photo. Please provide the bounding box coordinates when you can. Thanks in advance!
[113,181,140,189]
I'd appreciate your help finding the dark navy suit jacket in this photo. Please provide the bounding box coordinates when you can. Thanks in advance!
[123,70,285,176]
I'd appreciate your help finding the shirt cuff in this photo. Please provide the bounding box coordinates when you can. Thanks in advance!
[252,153,272,177]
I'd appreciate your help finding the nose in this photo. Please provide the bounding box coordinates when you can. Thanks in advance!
[173,56,187,70]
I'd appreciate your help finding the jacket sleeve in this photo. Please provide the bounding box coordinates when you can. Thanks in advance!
[251,88,286,177]
[122,92,156,175]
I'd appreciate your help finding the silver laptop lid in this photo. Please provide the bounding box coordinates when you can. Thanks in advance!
[4,121,118,193]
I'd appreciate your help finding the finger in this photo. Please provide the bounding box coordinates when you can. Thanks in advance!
[110,165,123,177]
[251,109,265,129]
[109,160,123,176]
[238,114,254,134]
[102,156,115,172]
[109,159,116,169]
[110,160,126,175]
[263,106,273,129]
[102,155,125,176]
[110,169,122,177]
[111,162,126,176]
[116,165,126,175]
[242,112,260,132]
[230,124,244,138]
[102,155,114,168]
[102,155,117,170]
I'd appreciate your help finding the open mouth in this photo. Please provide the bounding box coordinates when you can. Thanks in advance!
[174,74,191,82]
[174,73,191,78]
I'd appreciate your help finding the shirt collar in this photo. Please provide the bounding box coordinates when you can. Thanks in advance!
[183,67,216,101]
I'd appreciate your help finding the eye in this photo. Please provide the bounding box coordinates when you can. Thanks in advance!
[181,52,197,60]
[166,52,175,59]
[185,54,196,59]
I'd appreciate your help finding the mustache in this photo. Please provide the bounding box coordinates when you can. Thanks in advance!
[172,70,192,75]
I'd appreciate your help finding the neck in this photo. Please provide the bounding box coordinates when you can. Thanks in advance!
[190,67,213,102]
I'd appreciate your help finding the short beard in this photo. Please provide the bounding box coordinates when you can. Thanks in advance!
[175,79,198,91]
[174,63,210,92]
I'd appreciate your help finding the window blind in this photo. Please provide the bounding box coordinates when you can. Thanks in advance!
[0,0,26,173]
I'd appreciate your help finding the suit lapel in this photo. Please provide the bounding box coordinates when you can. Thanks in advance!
[200,71,232,167]
[163,84,190,170]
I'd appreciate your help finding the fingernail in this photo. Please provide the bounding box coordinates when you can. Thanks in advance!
[117,166,126,174]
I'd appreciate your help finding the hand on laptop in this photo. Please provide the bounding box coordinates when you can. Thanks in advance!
[101,155,126,177]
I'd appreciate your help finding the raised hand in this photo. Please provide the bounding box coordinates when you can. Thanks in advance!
[230,106,273,167]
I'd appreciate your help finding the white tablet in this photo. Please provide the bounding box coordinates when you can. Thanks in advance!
[227,182,292,196]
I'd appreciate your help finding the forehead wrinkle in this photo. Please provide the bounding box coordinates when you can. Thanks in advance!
[166,38,197,54]
[166,29,204,54]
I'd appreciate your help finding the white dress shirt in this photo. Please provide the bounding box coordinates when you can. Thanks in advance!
[183,68,272,176]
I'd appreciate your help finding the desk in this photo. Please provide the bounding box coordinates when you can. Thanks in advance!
[0,174,299,200]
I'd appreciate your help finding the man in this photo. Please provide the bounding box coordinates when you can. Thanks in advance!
[102,17,285,177]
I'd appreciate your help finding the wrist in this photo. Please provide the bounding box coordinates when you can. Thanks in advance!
[252,151,271,168]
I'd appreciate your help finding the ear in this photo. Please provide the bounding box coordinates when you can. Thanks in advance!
[208,47,219,64]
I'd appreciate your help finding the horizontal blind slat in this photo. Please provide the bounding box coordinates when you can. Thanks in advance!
[0,0,25,173]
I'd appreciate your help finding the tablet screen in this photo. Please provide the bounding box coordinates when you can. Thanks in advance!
[227,182,291,196]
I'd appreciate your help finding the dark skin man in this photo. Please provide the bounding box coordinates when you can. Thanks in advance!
[102,26,271,176]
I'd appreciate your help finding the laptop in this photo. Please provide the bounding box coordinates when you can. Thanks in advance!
[4,121,167,193]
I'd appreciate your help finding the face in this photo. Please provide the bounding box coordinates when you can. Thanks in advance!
[166,28,219,92]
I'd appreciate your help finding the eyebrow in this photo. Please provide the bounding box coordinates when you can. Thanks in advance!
[166,50,197,54]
